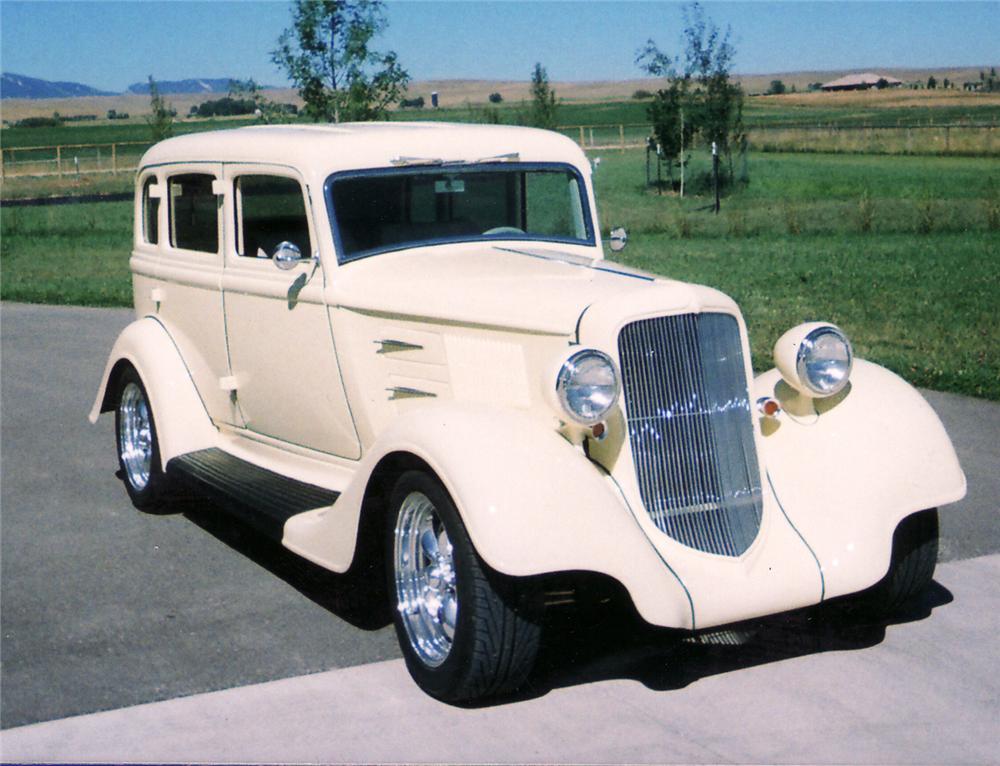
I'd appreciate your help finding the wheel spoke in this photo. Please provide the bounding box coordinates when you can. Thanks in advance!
[420,528,440,560]
[394,489,459,668]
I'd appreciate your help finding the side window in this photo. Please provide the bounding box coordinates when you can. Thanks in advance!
[142,177,159,244]
[235,175,312,258]
[169,173,218,253]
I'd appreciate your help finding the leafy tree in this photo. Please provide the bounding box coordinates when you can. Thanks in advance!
[488,92,503,104]
[229,78,293,123]
[272,0,409,122]
[767,79,786,95]
[927,75,937,90]
[528,62,558,129]
[876,78,890,89]
[636,2,744,190]
[146,76,174,142]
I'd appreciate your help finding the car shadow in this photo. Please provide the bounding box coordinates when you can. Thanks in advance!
[512,579,953,702]
[161,492,392,631]
[137,484,953,703]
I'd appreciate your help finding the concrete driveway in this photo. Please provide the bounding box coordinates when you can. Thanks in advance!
[2,302,998,763]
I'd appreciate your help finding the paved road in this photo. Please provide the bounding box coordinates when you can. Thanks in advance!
[2,303,999,758]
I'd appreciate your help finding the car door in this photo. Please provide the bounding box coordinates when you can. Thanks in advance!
[220,164,361,459]
[150,164,244,427]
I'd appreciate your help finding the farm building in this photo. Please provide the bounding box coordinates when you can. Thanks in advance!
[821,73,902,91]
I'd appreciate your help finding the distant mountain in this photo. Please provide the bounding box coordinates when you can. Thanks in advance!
[126,78,238,95]
[1,72,115,99]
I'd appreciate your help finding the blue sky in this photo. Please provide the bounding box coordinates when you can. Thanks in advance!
[2,1,998,92]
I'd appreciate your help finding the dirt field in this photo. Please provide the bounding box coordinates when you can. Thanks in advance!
[2,67,995,123]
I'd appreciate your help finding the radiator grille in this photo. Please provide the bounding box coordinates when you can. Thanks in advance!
[618,313,762,556]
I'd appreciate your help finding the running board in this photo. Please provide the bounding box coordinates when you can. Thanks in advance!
[166,448,340,540]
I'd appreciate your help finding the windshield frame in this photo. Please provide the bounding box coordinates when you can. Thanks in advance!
[324,161,596,265]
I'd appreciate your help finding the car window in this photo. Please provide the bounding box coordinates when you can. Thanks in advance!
[235,175,312,258]
[142,177,159,245]
[328,163,592,262]
[169,173,218,253]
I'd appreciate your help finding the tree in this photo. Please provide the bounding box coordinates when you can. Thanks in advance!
[488,92,503,104]
[528,62,558,129]
[767,79,786,95]
[146,76,174,142]
[229,78,292,123]
[927,75,937,90]
[636,2,744,192]
[272,0,409,123]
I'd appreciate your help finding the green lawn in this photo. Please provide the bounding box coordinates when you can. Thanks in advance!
[2,150,998,399]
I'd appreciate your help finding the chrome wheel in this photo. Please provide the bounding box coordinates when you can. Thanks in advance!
[118,381,153,491]
[393,491,458,668]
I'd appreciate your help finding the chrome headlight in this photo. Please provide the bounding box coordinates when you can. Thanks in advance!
[555,349,620,425]
[775,322,853,397]
[797,326,853,395]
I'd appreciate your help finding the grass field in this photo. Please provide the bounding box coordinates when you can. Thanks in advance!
[2,149,997,399]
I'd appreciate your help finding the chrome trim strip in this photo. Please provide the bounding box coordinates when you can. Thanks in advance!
[387,386,437,400]
[374,339,425,354]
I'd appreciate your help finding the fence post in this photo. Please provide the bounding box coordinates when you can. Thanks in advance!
[56,145,62,177]
[112,143,117,174]
[588,127,594,147]
[578,126,585,147]
[945,126,950,154]
[619,124,625,153]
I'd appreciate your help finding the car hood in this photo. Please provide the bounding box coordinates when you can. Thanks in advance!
[329,243,727,336]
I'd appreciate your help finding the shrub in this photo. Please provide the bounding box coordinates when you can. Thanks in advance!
[632,89,654,100]
[488,92,503,104]
[399,96,425,109]
[15,116,62,128]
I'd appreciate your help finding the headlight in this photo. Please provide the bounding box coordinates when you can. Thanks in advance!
[774,322,853,397]
[797,326,853,395]
[555,349,620,425]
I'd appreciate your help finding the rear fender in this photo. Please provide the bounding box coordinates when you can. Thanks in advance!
[89,317,217,463]
[282,401,694,629]
[755,358,966,599]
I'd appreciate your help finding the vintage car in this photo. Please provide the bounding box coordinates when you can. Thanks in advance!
[91,123,966,702]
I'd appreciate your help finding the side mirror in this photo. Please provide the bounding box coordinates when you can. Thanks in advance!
[608,227,628,252]
[273,241,303,270]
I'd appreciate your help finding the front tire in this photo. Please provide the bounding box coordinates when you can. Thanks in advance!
[114,366,172,510]
[386,470,540,703]
[863,508,939,614]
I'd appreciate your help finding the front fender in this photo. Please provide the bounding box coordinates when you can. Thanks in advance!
[755,358,966,599]
[282,402,694,629]
[89,317,217,464]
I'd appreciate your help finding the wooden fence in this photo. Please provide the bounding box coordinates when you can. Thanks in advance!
[2,123,997,178]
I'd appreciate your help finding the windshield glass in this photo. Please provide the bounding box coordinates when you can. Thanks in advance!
[327,163,592,262]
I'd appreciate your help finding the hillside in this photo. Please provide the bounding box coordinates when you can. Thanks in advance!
[125,78,240,95]
[0,72,114,100]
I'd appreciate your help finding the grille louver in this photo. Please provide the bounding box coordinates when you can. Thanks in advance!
[618,313,762,556]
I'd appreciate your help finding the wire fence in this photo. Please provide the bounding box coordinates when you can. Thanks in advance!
[1,122,997,179]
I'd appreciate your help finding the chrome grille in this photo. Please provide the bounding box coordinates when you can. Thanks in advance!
[618,313,762,556]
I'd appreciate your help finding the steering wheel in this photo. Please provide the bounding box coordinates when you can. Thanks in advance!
[482,226,525,236]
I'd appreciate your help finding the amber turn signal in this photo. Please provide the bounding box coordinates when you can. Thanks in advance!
[756,397,781,417]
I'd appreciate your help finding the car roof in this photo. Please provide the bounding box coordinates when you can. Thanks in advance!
[139,122,590,176]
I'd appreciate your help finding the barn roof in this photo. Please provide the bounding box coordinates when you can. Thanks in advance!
[821,72,903,89]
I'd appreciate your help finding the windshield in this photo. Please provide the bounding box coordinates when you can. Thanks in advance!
[327,163,593,262]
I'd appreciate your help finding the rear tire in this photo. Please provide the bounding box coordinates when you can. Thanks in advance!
[862,508,939,614]
[114,366,172,511]
[386,470,540,703]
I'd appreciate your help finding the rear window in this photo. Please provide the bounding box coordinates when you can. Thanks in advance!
[169,173,218,253]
